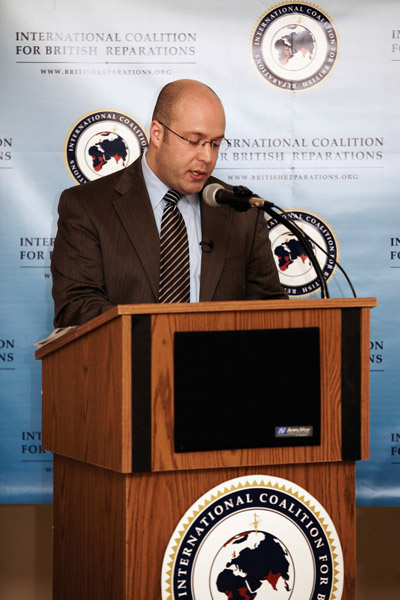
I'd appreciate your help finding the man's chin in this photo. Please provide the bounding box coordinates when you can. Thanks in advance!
[180,180,208,196]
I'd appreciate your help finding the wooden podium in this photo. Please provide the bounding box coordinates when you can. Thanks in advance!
[36,298,376,599]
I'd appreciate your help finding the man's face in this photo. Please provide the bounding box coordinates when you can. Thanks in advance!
[148,90,226,196]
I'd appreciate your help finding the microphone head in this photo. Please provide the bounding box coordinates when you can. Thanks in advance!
[202,183,224,208]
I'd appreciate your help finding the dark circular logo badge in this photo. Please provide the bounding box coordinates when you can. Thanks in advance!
[266,209,339,297]
[65,109,148,184]
[251,3,339,91]
[162,475,343,599]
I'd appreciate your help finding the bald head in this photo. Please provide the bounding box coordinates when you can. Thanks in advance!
[146,79,226,195]
[152,79,223,126]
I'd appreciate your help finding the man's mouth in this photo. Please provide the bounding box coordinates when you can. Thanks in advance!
[190,170,207,179]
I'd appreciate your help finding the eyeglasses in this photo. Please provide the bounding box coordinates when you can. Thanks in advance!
[158,121,231,153]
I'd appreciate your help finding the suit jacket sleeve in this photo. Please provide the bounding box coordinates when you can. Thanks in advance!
[245,207,288,300]
[51,186,115,327]
[200,185,287,301]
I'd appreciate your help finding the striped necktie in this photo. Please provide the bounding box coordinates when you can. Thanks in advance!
[158,189,190,303]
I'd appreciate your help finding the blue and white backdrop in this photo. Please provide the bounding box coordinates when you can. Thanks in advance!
[1,0,399,504]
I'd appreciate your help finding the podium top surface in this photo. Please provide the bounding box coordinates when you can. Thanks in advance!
[35,297,377,359]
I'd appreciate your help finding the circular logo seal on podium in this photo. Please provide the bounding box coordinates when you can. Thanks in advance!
[266,209,339,297]
[251,3,339,91]
[65,109,148,184]
[161,475,343,599]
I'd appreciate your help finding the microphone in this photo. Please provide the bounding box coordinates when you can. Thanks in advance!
[200,240,214,253]
[203,183,276,210]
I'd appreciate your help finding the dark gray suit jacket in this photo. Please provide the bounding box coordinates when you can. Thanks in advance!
[51,158,287,326]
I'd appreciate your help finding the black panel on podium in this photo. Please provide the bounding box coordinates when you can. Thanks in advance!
[174,327,321,453]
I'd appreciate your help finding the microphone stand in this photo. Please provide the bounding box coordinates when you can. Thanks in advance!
[231,186,329,299]
[262,203,329,299]
[280,212,357,298]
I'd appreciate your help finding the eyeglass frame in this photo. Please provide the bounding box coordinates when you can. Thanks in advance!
[157,120,231,152]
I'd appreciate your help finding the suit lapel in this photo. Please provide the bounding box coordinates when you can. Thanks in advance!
[113,159,160,299]
[199,198,232,301]
[111,163,233,302]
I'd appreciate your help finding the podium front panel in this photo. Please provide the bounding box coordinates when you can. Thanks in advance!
[150,305,345,472]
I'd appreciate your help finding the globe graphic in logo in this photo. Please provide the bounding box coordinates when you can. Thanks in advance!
[251,5,339,91]
[273,231,315,277]
[272,25,316,71]
[266,210,339,297]
[85,131,129,176]
[210,530,293,599]
[162,476,344,600]
[65,110,148,184]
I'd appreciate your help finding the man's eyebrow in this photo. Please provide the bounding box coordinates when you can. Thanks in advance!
[184,130,225,140]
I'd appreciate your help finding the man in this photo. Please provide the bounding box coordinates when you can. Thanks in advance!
[51,79,287,327]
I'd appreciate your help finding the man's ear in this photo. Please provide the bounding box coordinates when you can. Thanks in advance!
[149,119,163,148]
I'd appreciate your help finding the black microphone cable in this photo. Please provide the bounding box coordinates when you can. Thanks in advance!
[266,202,357,298]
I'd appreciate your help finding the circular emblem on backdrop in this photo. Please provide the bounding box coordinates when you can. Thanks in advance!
[266,209,339,297]
[251,3,339,91]
[65,109,148,184]
[161,475,343,600]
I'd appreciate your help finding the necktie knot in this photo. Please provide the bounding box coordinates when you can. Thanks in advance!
[164,188,181,206]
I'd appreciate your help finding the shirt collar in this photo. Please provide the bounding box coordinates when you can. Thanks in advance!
[141,151,200,212]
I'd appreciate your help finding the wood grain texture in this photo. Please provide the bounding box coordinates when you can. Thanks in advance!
[35,298,377,359]
[151,306,344,472]
[39,300,375,599]
[53,455,356,599]
[39,299,374,473]
[42,316,132,472]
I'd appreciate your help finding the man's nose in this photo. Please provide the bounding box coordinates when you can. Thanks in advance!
[196,141,215,162]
